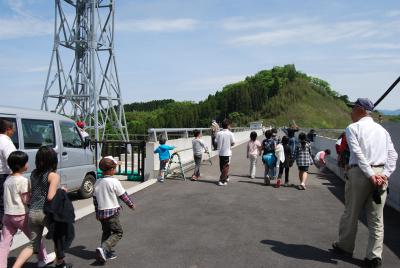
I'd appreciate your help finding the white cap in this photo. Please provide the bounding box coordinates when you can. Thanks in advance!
[104,156,120,165]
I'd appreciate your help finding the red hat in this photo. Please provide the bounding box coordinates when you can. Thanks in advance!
[77,121,85,128]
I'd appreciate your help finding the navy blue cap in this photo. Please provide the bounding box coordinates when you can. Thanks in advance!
[348,98,374,111]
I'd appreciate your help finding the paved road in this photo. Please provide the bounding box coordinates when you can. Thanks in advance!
[8,141,400,267]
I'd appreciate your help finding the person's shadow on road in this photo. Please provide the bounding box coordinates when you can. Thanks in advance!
[66,245,105,266]
[260,240,363,266]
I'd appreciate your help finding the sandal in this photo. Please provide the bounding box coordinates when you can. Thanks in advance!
[297,185,305,190]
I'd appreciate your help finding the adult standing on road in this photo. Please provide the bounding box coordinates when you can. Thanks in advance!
[332,98,398,268]
[211,120,220,151]
[0,119,16,229]
[215,119,235,186]
[285,121,299,157]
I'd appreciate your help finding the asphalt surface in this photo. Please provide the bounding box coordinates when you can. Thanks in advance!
[8,141,400,268]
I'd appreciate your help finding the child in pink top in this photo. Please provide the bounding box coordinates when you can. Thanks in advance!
[0,151,55,268]
[247,131,262,179]
[314,149,331,170]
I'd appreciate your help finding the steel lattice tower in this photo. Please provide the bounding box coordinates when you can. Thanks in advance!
[41,0,128,141]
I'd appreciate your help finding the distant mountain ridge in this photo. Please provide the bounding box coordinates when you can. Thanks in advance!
[379,109,400,116]
[123,65,351,134]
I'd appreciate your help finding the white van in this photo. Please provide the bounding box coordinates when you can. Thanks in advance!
[0,106,96,198]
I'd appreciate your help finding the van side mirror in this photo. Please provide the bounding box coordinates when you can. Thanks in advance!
[83,137,91,149]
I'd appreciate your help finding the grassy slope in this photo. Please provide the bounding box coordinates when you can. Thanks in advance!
[263,79,351,128]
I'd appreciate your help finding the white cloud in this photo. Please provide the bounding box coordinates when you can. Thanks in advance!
[0,17,52,40]
[6,0,32,17]
[221,17,315,31]
[116,18,198,32]
[228,19,389,46]
[25,66,49,73]
[178,74,246,92]
[0,0,52,40]
[386,10,400,17]
[352,42,400,50]
[349,53,400,63]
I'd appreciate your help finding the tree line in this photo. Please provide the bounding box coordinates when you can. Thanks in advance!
[123,64,351,134]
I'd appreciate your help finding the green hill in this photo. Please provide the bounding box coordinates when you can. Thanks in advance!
[123,65,351,134]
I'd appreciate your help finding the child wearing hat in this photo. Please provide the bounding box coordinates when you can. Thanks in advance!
[94,156,135,263]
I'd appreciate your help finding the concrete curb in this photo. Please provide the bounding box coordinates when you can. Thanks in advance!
[10,179,158,251]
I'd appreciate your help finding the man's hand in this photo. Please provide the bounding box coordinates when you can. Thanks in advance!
[375,175,388,187]
[369,175,387,187]
[369,175,379,186]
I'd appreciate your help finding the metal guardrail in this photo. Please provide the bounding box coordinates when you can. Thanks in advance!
[93,140,146,181]
[147,127,260,142]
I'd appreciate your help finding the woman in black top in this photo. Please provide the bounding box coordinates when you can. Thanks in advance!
[278,136,292,186]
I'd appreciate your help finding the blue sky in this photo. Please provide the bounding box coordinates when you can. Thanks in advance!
[1,0,400,110]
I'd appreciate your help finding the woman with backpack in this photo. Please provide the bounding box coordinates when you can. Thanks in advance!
[294,132,313,190]
[262,130,276,185]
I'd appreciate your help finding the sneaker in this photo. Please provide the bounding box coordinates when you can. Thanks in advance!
[158,178,165,183]
[264,176,270,186]
[106,251,117,260]
[226,178,230,182]
[364,257,382,268]
[283,182,289,187]
[54,261,73,268]
[38,252,56,267]
[96,247,107,262]
[217,181,227,186]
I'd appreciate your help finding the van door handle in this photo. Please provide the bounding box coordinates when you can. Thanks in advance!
[62,152,68,156]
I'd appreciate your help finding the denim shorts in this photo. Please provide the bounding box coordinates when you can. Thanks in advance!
[159,160,168,171]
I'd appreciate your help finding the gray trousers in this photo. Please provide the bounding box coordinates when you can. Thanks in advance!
[101,214,123,252]
[337,166,386,260]
[193,155,202,177]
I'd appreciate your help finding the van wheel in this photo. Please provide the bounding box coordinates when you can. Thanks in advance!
[79,174,96,199]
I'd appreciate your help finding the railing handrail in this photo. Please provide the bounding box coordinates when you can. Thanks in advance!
[92,140,146,182]
[147,126,263,141]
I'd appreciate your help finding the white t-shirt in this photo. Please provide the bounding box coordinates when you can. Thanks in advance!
[0,134,16,174]
[314,151,323,163]
[94,176,126,210]
[216,129,235,156]
[4,174,30,215]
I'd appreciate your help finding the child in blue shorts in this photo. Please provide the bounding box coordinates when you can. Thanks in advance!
[154,138,175,182]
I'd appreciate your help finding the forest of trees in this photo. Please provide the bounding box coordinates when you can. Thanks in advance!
[123,64,351,135]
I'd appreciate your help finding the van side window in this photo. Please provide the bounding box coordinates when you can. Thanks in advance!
[0,117,19,149]
[22,119,55,149]
[60,121,83,148]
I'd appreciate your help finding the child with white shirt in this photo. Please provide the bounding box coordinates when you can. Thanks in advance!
[215,119,235,186]
[0,151,55,268]
[94,156,135,263]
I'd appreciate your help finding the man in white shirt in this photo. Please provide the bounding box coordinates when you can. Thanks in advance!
[0,119,17,229]
[215,119,235,186]
[332,98,398,268]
